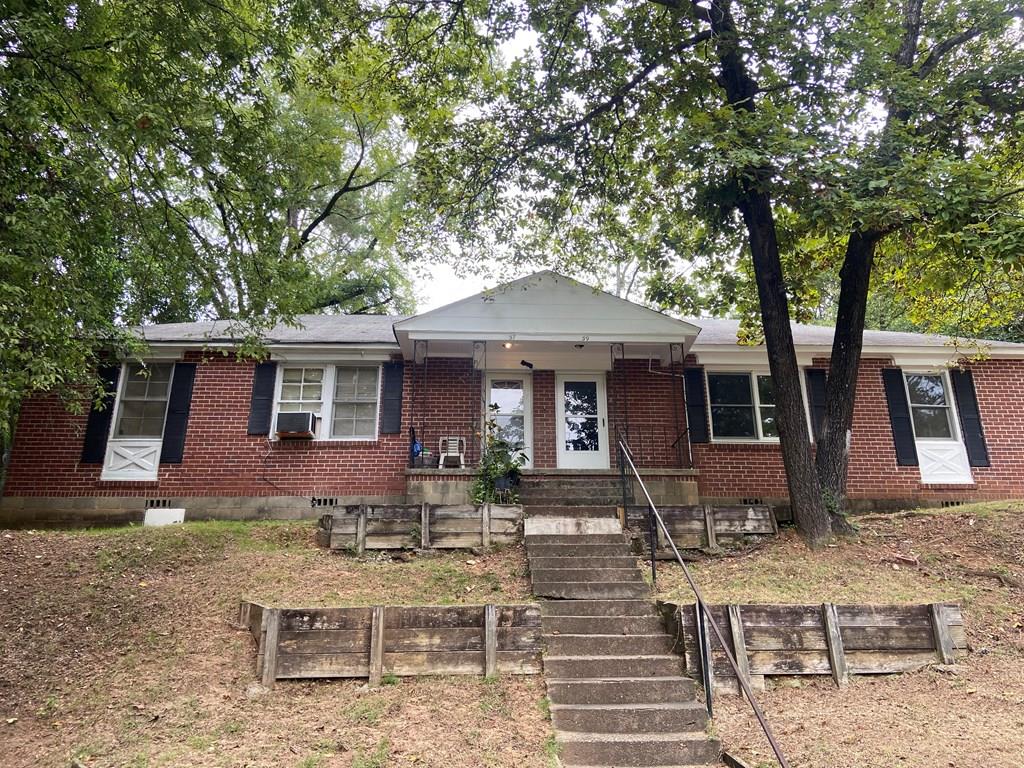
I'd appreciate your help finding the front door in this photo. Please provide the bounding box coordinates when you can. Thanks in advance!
[485,373,533,468]
[556,374,609,469]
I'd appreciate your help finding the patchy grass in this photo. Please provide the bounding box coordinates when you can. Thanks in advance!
[656,500,1024,768]
[0,520,548,767]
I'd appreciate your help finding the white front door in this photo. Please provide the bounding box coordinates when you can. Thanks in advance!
[556,374,609,469]
[485,373,533,468]
[903,371,973,485]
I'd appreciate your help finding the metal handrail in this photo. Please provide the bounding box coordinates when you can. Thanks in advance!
[617,439,791,768]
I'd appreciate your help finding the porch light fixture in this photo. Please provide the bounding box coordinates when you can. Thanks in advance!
[520,360,534,369]
[503,341,513,349]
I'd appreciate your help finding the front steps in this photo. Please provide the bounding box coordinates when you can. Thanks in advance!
[526,526,721,767]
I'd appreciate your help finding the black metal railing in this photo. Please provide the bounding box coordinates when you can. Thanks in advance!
[617,439,791,768]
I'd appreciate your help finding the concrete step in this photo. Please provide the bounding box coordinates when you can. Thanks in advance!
[521,477,622,487]
[528,543,634,558]
[543,654,684,679]
[533,582,651,600]
[531,568,645,583]
[529,556,639,570]
[544,633,672,656]
[542,615,664,635]
[524,505,620,518]
[521,492,623,504]
[540,599,658,617]
[546,676,696,705]
[525,534,627,545]
[551,701,708,734]
[557,731,721,766]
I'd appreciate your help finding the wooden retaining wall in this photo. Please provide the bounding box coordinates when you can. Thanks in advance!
[239,601,542,687]
[626,504,776,553]
[659,601,966,693]
[316,503,522,552]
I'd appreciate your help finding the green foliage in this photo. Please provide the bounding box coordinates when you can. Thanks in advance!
[1,0,502,442]
[472,404,527,503]
[418,0,1024,335]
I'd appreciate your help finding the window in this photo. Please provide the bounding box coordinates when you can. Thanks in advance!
[274,365,381,440]
[114,363,174,438]
[278,367,324,416]
[707,372,778,441]
[756,375,777,437]
[905,373,954,439]
[332,366,379,439]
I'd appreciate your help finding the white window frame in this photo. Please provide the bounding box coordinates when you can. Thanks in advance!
[271,363,382,442]
[483,370,534,469]
[705,368,814,444]
[100,361,175,481]
[901,369,961,443]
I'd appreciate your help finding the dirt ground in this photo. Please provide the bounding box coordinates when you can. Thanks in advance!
[657,501,1024,768]
[0,522,552,768]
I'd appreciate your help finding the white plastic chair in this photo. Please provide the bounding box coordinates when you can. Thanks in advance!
[439,436,466,468]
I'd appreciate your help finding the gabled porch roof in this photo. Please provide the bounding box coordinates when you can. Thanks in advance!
[394,270,701,369]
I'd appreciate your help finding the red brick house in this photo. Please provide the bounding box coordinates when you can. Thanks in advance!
[3,270,1023,525]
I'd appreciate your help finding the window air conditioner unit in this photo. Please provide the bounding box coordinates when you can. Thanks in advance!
[276,412,316,439]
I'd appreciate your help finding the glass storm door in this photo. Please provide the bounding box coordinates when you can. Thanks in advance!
[486,374,533,468]
[556,374,609,469]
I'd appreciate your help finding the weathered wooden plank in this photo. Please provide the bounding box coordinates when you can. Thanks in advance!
[276,653,370,678]
[489,518,520,535]
[703,505,718,550]
[364,520,418,534]
[429,518,484,533]
[488,505,523,520]
[822,603,849,688]
[365,505,421,520]
[381,626,540,653]
[430,532,486,548]
[356,506,367,555]
[930,603,956,664]
[746,650,833,675]
[421,502,430,549]
[846,650,941,674]
[280,607,374,631]
[484,604,497,677]
[741,626,829,651]
[278,629,372,654]
[840,625,952,651]
[365,534,417,549]
[385,605,483,628]
[430,505,479,519]
[835,604,931,627]
[481,504,491,547]
[369,606,385,687]
[727,605,752,694]
[262,608,281,687]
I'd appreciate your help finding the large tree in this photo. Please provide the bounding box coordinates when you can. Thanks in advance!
[419,0,1024,545]
[1,0,499,470]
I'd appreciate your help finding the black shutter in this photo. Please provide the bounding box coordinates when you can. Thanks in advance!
[805,368,828,440]
[683,367,709,444]
[881,368,918,466]
[950,369,990,467]
[379,361,404,434]
[247,361,277,435]
[80,365,121,463]
[160,363,197,464]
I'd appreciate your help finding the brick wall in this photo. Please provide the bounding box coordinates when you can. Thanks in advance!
[4,354,479,499]
[694,356,1024,503]
[6,351,1023,505]
[607,359,689,469]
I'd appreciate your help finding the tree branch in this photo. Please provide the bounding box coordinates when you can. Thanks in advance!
[917,7,1023,79]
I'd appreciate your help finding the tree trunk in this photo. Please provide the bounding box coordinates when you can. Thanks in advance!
[816,230,879,534]
[739,193,833,547]
[705,0,833,546]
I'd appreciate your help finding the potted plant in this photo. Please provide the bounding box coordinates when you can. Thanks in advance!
[473,405,527,503]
